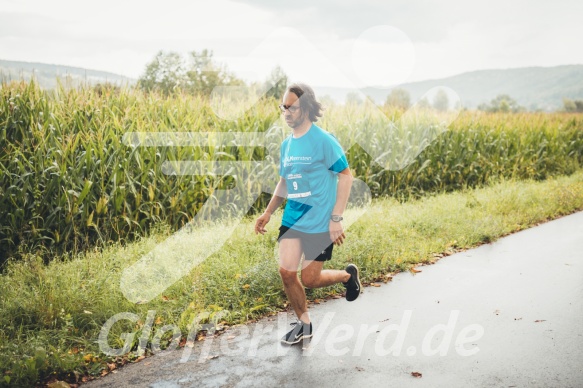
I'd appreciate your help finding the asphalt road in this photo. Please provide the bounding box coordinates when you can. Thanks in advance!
[86,211,583,388]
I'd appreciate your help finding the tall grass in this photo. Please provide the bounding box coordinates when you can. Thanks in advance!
[1,80,582,263]
[324,103,583,198]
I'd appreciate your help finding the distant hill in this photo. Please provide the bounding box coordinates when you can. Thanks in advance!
[316,65,583,112]
[2,59,582,111]
[0,59,135,89]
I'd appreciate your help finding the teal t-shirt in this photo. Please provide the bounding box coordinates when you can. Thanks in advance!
[279,123,349,233]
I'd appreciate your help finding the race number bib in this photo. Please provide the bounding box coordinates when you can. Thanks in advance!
[286,171,312,199]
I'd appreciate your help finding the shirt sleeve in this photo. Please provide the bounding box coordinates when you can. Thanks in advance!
[325,133,349,174]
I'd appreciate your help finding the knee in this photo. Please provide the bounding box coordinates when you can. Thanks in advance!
[279,267,298,285]
[301,274,318,289]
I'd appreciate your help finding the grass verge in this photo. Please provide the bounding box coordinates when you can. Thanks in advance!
[2,170,583,386]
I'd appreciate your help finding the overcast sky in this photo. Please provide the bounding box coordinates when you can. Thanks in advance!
[1,0,582,88]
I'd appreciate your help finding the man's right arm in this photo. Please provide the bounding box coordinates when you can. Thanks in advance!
[255,177,287,234]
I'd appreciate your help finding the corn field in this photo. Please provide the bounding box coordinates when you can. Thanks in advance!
[1,80,582,263]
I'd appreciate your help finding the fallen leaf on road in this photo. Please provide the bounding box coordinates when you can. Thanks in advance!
[494,310,500,315]
[379,318,390,322]
[207,355,219,360]
[534,320,546,323]
[410,268,422,274]
[514,317,522,321]
[356,367,364,372]
[411,371,422,378]
[371,283,380,287]
[48,381,71,388]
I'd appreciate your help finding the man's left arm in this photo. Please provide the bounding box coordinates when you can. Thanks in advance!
[329,168,353,245]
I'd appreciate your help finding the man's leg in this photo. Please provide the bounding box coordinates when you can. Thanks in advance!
[278,238,310,323]
[300,260,350,289]
[299,235,361,301]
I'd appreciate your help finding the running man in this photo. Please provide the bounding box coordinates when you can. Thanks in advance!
[255,83,361,345]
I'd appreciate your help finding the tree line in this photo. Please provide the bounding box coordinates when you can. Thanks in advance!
[382,88,583,113]
[137,49,288,100]
[122,50,583,113]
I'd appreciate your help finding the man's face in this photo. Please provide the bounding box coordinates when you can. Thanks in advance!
[281,91,306,129]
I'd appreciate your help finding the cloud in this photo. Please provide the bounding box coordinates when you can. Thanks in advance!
[230,0,485,42]
[1,0,582,85]
[0,0,276,77]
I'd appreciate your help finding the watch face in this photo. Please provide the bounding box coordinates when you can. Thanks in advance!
[331,215,343,222]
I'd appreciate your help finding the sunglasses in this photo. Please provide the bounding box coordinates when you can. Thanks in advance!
[279,104,301,114]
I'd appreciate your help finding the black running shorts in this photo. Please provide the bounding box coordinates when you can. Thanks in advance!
[277,225,334,262]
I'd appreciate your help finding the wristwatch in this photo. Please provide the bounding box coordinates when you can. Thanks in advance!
[330,215,343,222]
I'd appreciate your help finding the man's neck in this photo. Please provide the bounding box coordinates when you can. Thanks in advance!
[292,120,312,138]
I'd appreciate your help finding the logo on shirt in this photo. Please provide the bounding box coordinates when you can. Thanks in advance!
[283,156,312,167]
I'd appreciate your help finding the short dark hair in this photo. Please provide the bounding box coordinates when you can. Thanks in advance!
[287,83,323,122]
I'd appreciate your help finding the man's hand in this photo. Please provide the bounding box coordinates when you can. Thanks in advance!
[329,220,346,245]
[255,212,271,235]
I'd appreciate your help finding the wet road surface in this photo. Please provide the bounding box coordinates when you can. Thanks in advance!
[86,211,583,387]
